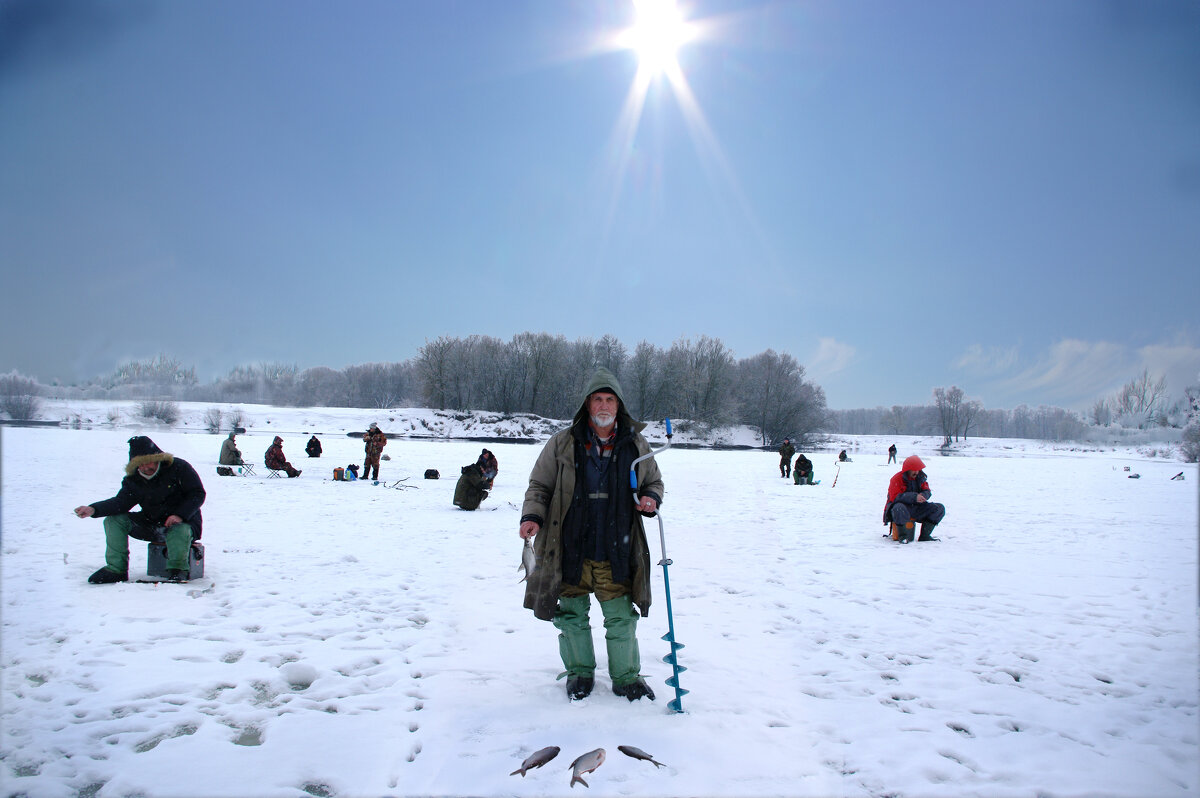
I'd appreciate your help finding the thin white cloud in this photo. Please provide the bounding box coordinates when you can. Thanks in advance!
[953,344,1019,375]
[809,338,856,376]
[994,338,1200,407]
[1003,339,1134,404]
[1137,342,1200,395]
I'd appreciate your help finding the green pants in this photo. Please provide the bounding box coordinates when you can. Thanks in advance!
[553,560,642,685]
[102,515,194,573]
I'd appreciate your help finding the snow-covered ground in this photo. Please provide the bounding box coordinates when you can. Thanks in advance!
[1,403,1197,798]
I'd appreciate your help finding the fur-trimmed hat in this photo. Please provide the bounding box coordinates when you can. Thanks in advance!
[125,435,173,476]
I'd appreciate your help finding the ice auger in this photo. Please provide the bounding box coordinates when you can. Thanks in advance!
[630,418,688,713]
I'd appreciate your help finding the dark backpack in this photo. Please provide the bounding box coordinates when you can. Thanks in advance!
[424,469,440,479]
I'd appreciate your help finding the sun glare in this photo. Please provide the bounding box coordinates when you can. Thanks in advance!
[620,0,694,78]
[595,1,767,266]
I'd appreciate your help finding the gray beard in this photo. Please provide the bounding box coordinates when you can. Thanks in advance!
[139,464,159,479]
[590,413,615,431]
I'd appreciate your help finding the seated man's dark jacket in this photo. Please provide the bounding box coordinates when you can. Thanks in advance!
[89,457,206,539]
[453,463,489,510]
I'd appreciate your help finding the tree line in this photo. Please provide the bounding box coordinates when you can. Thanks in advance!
[830,398,1088,443]
[7,346,1195,458]
[415,333,827,446]
[8,334,829,446]
[830,368,1200,447]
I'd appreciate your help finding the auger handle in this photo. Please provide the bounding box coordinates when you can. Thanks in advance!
[630,417,673,490]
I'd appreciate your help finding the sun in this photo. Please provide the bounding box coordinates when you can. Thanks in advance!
[618,0,695,79]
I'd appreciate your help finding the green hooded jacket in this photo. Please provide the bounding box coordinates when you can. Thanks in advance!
[521,368,665,621]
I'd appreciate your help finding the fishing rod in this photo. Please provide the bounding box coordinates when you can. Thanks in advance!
[629,418,688,713]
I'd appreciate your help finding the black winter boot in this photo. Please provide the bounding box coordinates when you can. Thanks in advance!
[612,677,656,702]
[88,567,127,584]
[918,523,940,542]
[566,675,594,700]
[166,568,190,582]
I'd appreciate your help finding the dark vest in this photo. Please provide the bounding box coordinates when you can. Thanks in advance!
[561,422,639,586]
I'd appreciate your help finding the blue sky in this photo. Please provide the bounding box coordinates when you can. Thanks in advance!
[2,0,1197,411]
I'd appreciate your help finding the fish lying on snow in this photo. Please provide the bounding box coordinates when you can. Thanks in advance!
[509,745,560,776]
[617,745,666,768]
[519,538,537,582]
[568,747,605,788]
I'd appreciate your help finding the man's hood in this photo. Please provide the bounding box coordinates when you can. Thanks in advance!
[571,367,643,432]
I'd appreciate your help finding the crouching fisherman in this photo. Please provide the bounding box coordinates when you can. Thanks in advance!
[883,454,945,543]
[74,436,206,583]
[518,368,663,702]
[454,453,497,511]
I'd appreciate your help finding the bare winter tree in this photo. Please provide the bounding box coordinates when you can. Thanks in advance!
[512,332,569,418]
[1089,398,1113,427]
[663,336,737,431]
[447,336,481,409]
[0,372,42,420]
[1112,369,1169,427]
[216,365,265,404]
[296,366,349,407]
[960,399,984,440]
[624,340,666,421]
[734,350,827,446]
[594,334,628,381]
[880,405,908,435]
[1183,377,1200,427]
[258,362,298,405]
[347,362,411,409]
[475,336,524,413]
[932,387,956,445]
[107,355,197,399]
[563,338,601,416]
[417,336,456,409]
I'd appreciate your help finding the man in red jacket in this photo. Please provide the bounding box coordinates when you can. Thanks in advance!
[883,455,945,543]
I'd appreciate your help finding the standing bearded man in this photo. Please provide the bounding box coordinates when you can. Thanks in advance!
[518,368,664,702]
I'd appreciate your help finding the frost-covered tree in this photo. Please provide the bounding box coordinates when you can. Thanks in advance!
[512,332,569,418]
[106,355,197,398]
[594,334,627,381]
[960,399,984,440]
[735,350,829,446]
[417,337,456,410]
[1181,422,1200,463]
[624,341,666,421]
[1090,398,1113,427]
[296,366,349,407]
[933,386,964,445]
[1112,369,1169,428]
[0,372,42,420]
[663,336,737,431]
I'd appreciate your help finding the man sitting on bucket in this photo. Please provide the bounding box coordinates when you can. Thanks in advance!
[883,454,945,543]
[518,368,663,702]
[74,436,206,583]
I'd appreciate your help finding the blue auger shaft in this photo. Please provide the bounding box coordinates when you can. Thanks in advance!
[630,418,687,712]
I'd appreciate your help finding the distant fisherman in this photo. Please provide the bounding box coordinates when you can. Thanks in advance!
[519,368,663,702]
[362,422,387,481]
[777,437,795,478]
